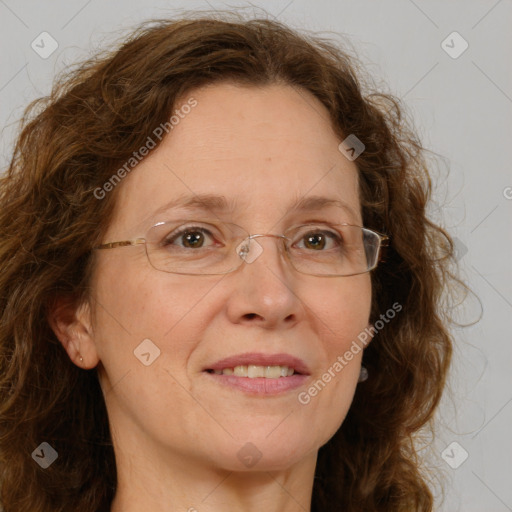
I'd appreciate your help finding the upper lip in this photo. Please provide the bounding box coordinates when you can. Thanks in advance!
[205,352,310,375]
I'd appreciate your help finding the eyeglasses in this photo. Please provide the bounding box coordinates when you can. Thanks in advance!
[93,219,389,277]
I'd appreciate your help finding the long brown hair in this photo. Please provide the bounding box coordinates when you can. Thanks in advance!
[0,10,465,511]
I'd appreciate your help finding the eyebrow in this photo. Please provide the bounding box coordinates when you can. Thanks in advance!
[146,193,360,224]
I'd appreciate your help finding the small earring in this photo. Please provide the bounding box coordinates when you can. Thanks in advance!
[79,355,84,363]
[358,365,368,383]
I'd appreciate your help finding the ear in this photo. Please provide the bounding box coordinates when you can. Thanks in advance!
[47,295,100,369]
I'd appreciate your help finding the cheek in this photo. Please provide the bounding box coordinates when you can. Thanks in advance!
[290,276,371,450]
[91,267,213,430]
[92,260,220,374]
[93,255,194,336]
[313,274,372,346]
[310,275,370,393]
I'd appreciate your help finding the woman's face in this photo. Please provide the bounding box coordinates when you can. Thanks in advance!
[88,82,372,471]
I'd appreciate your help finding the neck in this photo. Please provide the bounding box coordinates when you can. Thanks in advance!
[110,437,316,512]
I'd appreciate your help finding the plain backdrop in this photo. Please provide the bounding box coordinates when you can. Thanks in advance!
[1,1,511,510]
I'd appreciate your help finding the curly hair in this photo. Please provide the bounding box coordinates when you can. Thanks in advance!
[0,10,465,512]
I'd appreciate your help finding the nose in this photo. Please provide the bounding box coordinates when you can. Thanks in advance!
[238,233,287,265]
[226,233,301,328]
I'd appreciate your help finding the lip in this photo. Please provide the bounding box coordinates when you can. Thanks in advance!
[204,352,311,375]
[204,372,309,395]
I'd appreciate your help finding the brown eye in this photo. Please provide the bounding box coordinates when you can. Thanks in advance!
[295,229,342,251]
[180,230,207,248]
[163,226,216,249]
[303,233,326,250]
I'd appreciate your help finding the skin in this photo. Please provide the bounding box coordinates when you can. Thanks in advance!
[50,82,373,512]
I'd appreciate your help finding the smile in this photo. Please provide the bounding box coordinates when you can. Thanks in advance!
[206,365,296,378]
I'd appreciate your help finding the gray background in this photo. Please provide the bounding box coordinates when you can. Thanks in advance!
[1,1,511,510]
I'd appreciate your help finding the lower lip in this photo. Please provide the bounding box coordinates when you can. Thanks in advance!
[203,372,309,395]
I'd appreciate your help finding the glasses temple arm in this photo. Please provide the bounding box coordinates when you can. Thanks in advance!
[94,238,146,250]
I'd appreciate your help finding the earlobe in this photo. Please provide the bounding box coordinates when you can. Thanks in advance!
[47,295,99,369]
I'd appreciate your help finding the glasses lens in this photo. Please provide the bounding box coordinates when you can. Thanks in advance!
[145,220,247,275]
[145,220,383,276]
[286,224,382,276]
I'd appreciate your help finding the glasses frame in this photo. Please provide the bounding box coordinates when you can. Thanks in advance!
[92,220,390,277]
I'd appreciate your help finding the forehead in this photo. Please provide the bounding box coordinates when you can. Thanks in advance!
[108,82,361,234]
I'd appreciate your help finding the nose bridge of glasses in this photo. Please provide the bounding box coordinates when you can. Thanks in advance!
[236,232,288,264]
[249,233,287,242]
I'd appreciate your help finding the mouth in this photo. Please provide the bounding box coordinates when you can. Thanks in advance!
[205,364,301,378]
[203,352,310,376]
[202,352,310,395]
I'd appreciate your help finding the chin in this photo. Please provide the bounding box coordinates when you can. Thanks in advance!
[212,431,316,472]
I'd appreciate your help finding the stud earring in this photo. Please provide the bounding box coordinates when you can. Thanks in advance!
[358,365,368,383]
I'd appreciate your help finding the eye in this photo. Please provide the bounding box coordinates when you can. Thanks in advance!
[293,228,343,251]
[162,225,218,249]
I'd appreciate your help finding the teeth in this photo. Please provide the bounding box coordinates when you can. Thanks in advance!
[213,365,296,378]
[248,365,264,378]
[266,366,282,379]
[234,365,247,377]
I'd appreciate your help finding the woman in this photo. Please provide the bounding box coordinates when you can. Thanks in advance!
[0,12,464,512]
